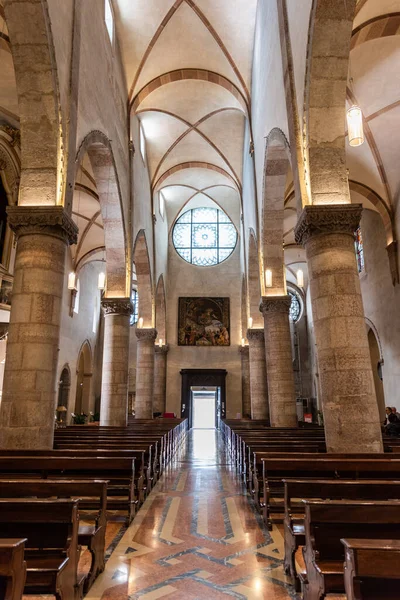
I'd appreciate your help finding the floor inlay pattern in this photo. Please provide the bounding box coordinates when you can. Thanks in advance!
[85,430,301,599]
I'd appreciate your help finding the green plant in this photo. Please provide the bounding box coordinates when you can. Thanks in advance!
[72,413,87,425]
[317,410,324,426]
[90,412,100,422]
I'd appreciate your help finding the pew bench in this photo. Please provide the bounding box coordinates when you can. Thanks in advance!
[283,479,400,590]
[0,499,81,600]
[0,539,26,600]
[342,538,400,600]
[300,500,400,600]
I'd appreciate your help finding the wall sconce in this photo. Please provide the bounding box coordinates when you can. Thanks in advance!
[241,338,245,347]
[347,105,364,147]
[98,272,106,290]
[158,338,163,348]
[137,317,144,329]
[68,271,76,290]
[265,269,272,288]
[297,269,304,288]
[247,317,253,329]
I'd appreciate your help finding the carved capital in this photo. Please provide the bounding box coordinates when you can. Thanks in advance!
[260,295,291,315]
[136,327,158,342]
[101,297,133,316]
[239,345,249,357]
[155,344,169,355]
[386,241,399,286]
[246,328,264,343]
[7,206,78,245]
[294,204,362,246]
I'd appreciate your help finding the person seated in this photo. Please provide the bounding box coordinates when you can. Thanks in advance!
[386,413,400,436]
[391,407,400,420]
[384,406,392,426]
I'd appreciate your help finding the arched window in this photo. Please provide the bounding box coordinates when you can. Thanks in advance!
[172,207,237,266]
[354,226,365,274]
[130,289,139,326]
[288,290,302,323]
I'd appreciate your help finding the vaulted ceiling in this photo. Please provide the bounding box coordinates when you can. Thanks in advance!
[114,0,258,224]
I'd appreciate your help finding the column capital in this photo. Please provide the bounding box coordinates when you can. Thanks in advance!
[246,328,264,343]
[294,204,362,246]
[155,344,169,355]
[101,297,133,316]
[260,295,291,315]
[7,205,78,245]
[239,345,249,357]
[136,327,157,342]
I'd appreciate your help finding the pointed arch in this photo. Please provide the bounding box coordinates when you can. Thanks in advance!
[133,230,153,327]
[74,131,128,297]
[155,274,167,342]
[74,340,93,416]
[247,228,263,329]
[241,274,248,339]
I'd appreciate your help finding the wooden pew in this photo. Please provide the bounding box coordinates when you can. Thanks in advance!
[0,480,108,594]
[342,538,400,600]
[0,457,137,523]
[300,500,400,600]
[283,479,400,589]
[0,499,81,600]
[0,539,26,600]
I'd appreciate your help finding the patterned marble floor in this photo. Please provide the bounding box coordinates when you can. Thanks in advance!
[85,429,301,600]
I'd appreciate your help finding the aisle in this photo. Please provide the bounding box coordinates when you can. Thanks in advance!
[86,429,299,599]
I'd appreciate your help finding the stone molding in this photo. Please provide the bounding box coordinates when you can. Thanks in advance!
[239,345,249,356]
[294,204,363,246]
[136,327,158,342]
[7,205,78,245]
[155,344,169,355]
[260,295,291,315]
[101,298,133,316]
[246,328,264,343]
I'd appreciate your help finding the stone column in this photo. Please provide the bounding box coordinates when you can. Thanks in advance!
[100,298,132,427]
[260,296,298,427]
[295,204,383,453]
[154,344,169,415]
[239,346,251,418]
[135,328,157,419]
[0,206,78,449]
[247,329,269,420]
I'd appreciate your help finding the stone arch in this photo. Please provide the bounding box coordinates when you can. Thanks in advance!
[241,274,248,339]
[247,228,263,329]
[155,274,166,342]
[0,130,20,206]
[133,230,153,327]
[262,128,292,296]
[74,340,93,416]
[74,131,128,298]
[304,0,356,206]
[56,364,71,425]
[3,0,63,206]
[365,319,385,421]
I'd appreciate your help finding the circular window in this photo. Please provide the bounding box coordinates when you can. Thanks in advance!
[289,291,302,323]
[172,207,237,266]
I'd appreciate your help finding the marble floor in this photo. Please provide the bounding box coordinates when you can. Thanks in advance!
[86,429,302,599]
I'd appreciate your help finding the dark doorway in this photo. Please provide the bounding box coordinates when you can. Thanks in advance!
[180,369,227,429]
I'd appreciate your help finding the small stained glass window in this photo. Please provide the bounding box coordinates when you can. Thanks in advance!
[355,227,365,274]
[105,0,114,44]
[172,207,237,266]
[289,291,301,323]
[130,289,139,326]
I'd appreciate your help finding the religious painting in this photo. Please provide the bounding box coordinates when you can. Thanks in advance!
[0,275,12,308]
[178,297,230,346]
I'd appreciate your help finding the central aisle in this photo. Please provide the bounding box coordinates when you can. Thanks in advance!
[86,429,299,599]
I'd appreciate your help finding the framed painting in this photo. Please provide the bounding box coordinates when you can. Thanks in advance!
[178,297,230,346]
[0,275,12,309]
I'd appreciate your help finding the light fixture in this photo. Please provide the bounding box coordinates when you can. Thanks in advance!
[241,338,245,347]
[158,338,163,348]
[247,317,253,329]
[265,269,273,288]
[68,272,76,290]
[98,272,106,290]
[297,269,304,288]
[347,105,364,147]
[137,317,144,329]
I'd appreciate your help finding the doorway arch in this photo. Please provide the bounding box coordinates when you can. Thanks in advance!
[57,365,71,425]
[74,341,93,416]
[366,321,385,422]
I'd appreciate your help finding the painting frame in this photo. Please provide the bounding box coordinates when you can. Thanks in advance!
[0,274,12,309]
[178,297,230,347]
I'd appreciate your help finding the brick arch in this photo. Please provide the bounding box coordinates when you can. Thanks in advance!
[75,131,128,298]
[262,129,291,296]
[133,230,153,327]
[154,162,240,193]
[349,179,395,246]
[155,274,166,342]
[3,0,63,206]
[304,0,356,206]
[351,13,400,49]
[247,228,263,329]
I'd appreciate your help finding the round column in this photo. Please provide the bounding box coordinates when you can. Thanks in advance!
[0,206,78,449]
[247,328,269,420]
[154,344,169,415]
[295,204,383,453]
[135,328,157,419]
[260,296,297,427]
[100,298,132,427]
[239,345,251,418]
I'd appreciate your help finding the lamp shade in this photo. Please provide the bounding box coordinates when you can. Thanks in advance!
[68,271,76,290]
[265,269,272,288]
[98,271,106,290]
[297,269,304,288]
[347,105,364,147]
